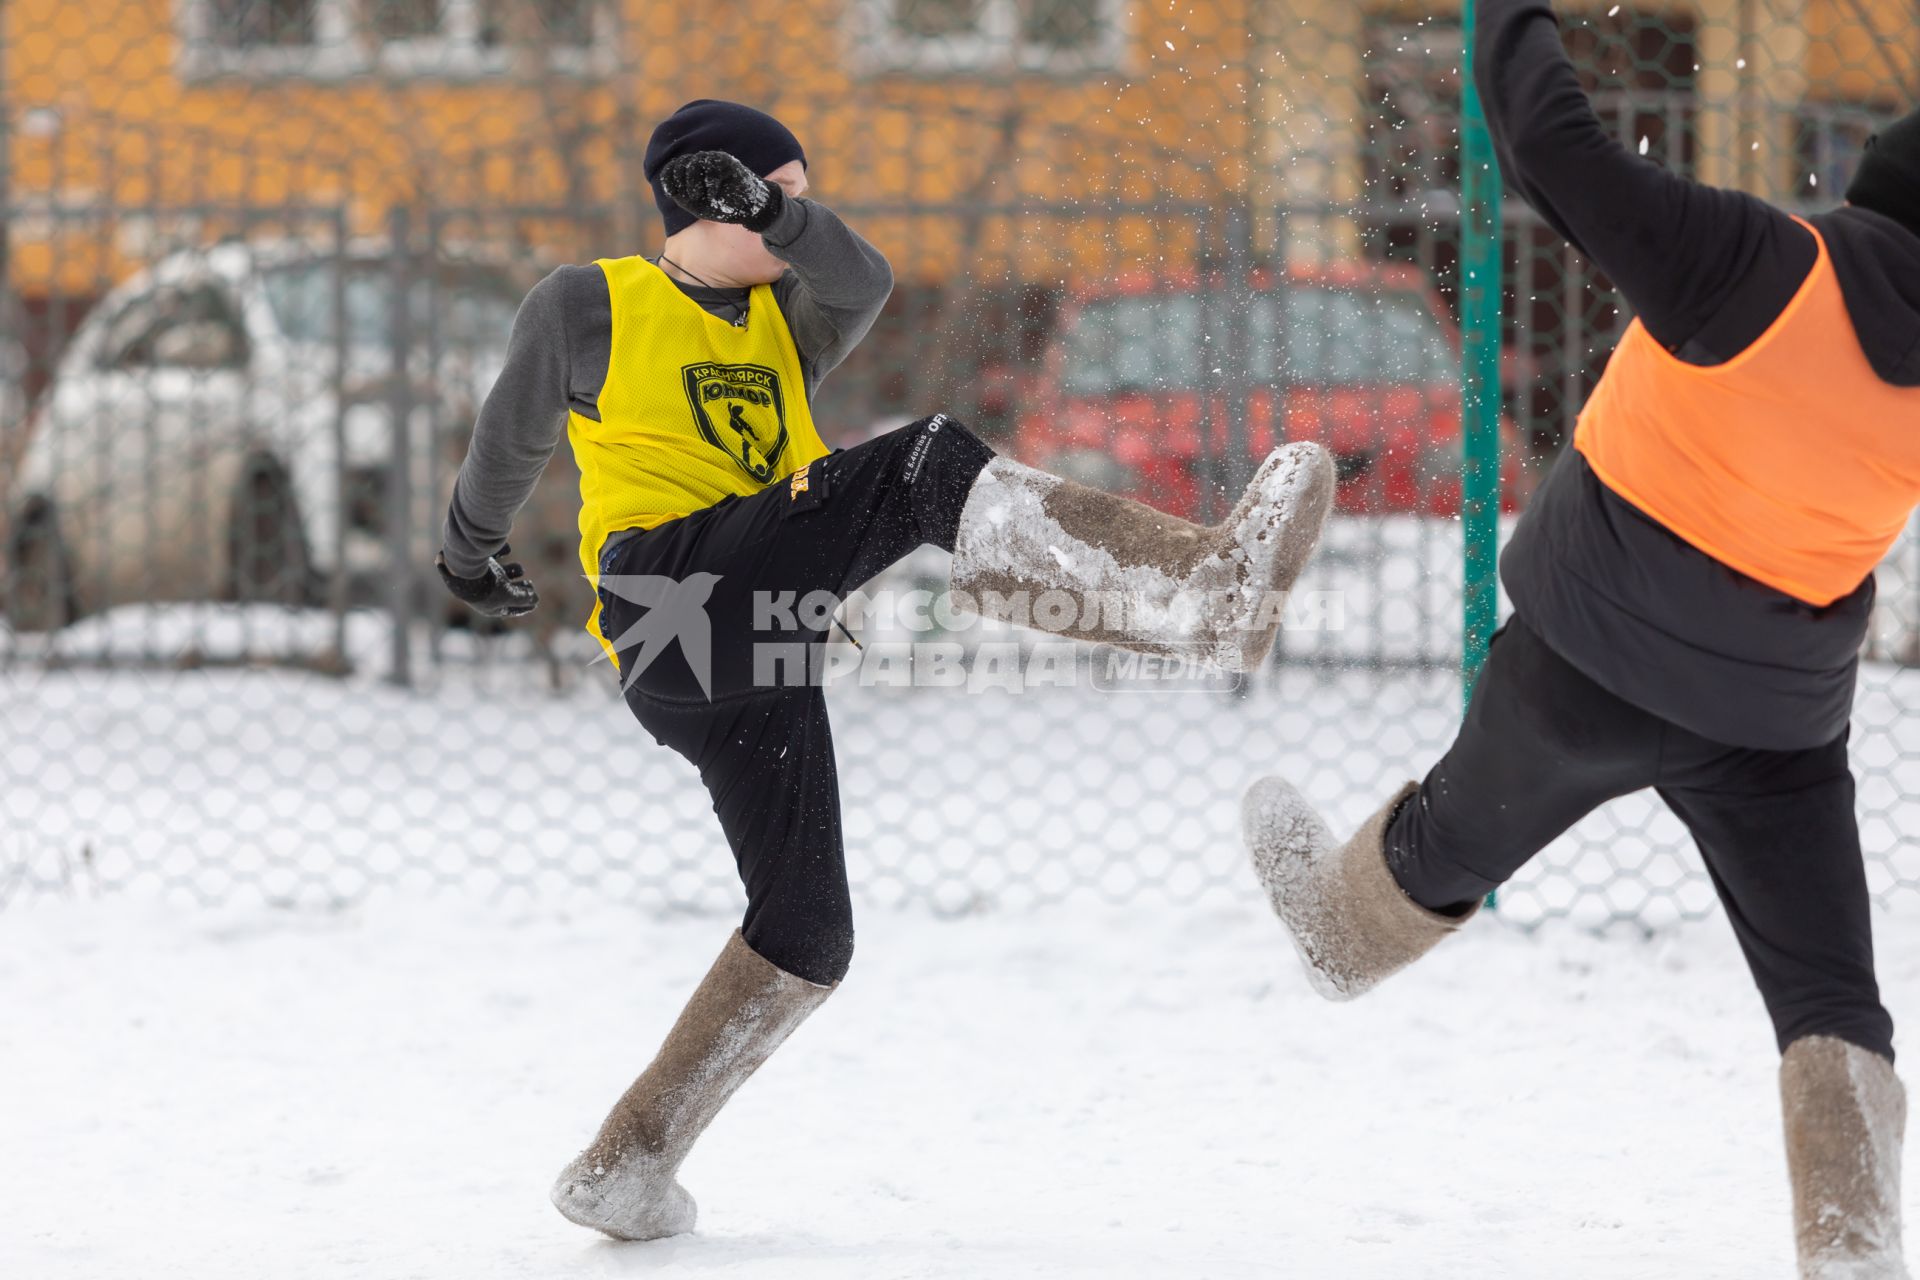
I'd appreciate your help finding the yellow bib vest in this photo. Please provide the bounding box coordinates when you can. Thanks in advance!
[571,255,829,657]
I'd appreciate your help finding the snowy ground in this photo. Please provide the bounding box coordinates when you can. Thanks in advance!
[7,897,1918,1279]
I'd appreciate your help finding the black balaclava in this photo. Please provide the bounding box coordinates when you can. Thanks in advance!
[643,100,807,237]
[1846,106,1920,239]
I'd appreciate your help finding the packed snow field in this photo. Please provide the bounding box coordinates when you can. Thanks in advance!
[7,897,1919,1279]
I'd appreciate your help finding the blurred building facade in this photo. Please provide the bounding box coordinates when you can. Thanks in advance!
[7,1,1911,285]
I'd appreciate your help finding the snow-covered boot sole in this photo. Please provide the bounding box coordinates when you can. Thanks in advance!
[550,1157,697,1241]
[1241,778,1474,1000]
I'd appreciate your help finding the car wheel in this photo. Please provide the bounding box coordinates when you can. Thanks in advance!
[228,456,316,606]
[5,500,77,632]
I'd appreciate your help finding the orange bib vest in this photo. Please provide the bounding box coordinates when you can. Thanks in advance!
[1574,221,1920,607]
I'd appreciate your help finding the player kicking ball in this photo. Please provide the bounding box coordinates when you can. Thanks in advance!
[1241,4,1920,1277]
[436,99,1337,1241]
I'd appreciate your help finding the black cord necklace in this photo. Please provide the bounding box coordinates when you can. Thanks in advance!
[655,254,749,327]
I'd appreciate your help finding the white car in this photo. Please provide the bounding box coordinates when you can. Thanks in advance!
[5,239,523,630]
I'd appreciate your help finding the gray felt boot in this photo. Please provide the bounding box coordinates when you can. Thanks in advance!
[550,931,834,1240]
[1241,779,1476,1000]
[1782,1035,1910,1279]
[949,442,1336,673]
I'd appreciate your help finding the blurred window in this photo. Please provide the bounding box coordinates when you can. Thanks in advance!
[100,286,251,373]
[263,261,521,352]
[207,0,316,48]
[180,0,607,76]
[1060,295,1202,394]
[860,0,1127,72]
[1254,290,1455,386]
[894,0,985,40]
[477,0,596,48]
[369,0,443,39]
[1060,287,1455,394]
[1019,0,1104,50]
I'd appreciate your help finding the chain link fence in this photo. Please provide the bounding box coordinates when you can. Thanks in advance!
[2,0,1918,926]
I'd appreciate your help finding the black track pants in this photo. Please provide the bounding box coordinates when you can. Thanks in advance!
[1386,616,1893,1061]
[595,416,995,985]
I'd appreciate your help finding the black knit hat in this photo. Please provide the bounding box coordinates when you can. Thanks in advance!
[644,100,807,236]
[1846,106,1920,240]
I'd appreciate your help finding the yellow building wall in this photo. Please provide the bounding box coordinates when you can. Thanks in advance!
[1805,0,1919,102]
[2,0,1908,299]
[4,0,1255,297]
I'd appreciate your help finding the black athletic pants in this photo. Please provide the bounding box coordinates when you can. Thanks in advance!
[595,416,995,986]
[1386,615,1893,1060]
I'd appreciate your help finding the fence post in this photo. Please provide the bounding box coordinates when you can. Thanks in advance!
[1459,4,1502,702]
[1259,206,1291,689]
[386,204,415,689]
[1222,201,1255,499]
[328,206,350,669]
[1460,1,1504,906]
[1222,201,1258,698]
[1196,208,1224,523]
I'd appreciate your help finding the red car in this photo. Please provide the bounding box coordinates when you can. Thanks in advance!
[1008,262,1519,519]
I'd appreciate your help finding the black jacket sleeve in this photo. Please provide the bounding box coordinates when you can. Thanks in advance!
[1475,0,1815,362]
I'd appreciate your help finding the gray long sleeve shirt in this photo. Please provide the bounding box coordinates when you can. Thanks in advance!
[441,197,893,577]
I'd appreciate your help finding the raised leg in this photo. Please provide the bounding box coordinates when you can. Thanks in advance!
[950,442,1336,673]
[1242,616,1663,996]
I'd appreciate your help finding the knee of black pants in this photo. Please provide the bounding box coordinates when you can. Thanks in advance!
[734,777,855,987]
[891,414,995,551]
[895,412,990,458]
[1740,888,1894,1064]
[1384,781,1511,912]
[1770,996,1895,1064]
[743,906,855,987]
[1384,618,1662,913]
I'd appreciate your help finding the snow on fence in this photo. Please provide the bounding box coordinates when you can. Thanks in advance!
[8,513,1920,929]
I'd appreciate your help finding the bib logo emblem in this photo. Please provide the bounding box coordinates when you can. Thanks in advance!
[683,361,789,484]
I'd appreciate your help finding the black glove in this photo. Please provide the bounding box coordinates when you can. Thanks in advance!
[435,547,538,618]
[660,151,786,234]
